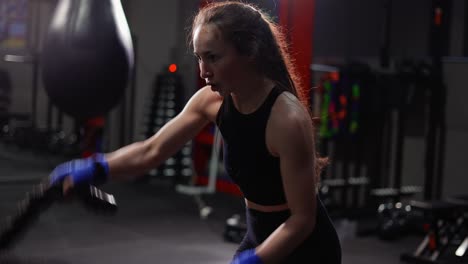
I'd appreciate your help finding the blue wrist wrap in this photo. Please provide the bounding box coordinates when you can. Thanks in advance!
[50,153,109,186]
[231,249,263,264]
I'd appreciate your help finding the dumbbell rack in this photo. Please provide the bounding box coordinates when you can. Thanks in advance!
[140,71,193,184]
[401,196,468,264]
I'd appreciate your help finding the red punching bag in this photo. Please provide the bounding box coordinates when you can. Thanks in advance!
[279,0,315,107]
[41,0,134,120]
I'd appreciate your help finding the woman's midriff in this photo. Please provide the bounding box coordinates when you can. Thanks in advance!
[245,199,289,212]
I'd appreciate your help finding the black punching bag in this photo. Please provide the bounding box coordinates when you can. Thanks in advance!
[42,0,134,120]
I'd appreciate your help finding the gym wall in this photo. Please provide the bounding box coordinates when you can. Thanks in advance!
[313,0,431,63]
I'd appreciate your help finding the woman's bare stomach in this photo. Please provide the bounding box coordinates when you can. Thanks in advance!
[245,199,289,212]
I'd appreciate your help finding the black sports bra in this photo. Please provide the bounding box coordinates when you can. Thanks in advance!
[215,86,286,205]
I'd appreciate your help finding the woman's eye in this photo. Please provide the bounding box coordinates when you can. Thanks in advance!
[208,54,218,62]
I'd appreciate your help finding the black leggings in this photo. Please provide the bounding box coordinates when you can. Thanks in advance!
[235,196,342,264]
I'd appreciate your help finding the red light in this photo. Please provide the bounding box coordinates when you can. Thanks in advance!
[168,64,177,73]
[434,7,442,26]
[330,71,340,82]
[338,110,346,120]
[339,95,347,106]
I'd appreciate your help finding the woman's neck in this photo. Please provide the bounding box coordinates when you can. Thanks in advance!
[231,77,276,114]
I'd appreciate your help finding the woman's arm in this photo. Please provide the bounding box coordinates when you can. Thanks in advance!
[257,93,318,263]
[106,86,221,181]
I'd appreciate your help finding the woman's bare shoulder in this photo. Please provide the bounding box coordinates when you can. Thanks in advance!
[187,86,224,122]
[272,92,310,124]
[266,92,314,155]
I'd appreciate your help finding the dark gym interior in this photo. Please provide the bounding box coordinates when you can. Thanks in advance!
[1,0,468,263]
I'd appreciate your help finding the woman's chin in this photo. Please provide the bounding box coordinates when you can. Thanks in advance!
[212,86,225,96]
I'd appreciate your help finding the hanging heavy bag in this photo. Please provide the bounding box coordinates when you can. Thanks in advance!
[41,0,134,120]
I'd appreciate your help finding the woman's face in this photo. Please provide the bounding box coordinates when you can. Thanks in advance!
[193,24,252,97]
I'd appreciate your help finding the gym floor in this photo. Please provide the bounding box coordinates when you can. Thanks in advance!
[0,148,422,264]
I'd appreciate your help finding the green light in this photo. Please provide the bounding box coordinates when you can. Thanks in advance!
[319,127,326,137]
[321,112,328,121]
[350,121,359,134]
[324,81,332,92]
[352,84,360,98]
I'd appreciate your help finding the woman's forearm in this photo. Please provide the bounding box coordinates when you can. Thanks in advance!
[105,140,162,181]
[256,214,316,263]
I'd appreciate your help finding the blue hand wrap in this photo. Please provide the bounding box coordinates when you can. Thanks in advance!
[50,153,109,186]
[231,249,263,264]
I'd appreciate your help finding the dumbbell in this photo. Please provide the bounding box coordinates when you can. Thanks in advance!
[377,202,412,240]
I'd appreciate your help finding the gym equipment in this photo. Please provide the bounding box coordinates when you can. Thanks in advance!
[176,126,222,196]
[401,196,468,264]
[394,1,453,260]
[356,63,427,237]
[369,0,451,213]
[369,59,426,202]
[0,118,80,158]
[313,62,375,219]
[0,69,12,126]
[2,26,75,156]
[376,201,424,241]
[41,0,134,121]
[2,0,135,158]
[313,61,429,239]
[0,177,117,251]
[379,0,392,68]
[223,214,246,244]
[142,71,183,140]
[278,0,314,104]
[423,0,450,202]
[447,196,468,259]
[140,70,193,184]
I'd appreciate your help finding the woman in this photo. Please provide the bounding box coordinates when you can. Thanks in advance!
[51,2,342,263]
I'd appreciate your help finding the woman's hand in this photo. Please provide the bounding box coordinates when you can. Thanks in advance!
[49,153,109,193]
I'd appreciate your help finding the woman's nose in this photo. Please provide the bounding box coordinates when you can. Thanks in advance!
[199,62,213,79]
